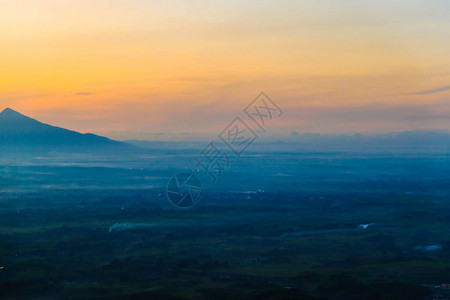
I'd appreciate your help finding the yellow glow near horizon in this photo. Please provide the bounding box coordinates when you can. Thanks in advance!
[0,0,449,137]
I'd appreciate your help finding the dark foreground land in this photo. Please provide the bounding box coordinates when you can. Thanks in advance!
[0,150,449,299]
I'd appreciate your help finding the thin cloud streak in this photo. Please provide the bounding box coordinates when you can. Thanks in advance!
[414,85,450,95]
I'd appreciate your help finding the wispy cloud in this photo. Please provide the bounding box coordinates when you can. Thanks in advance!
[75,92,92,96]
[414,85,450,95]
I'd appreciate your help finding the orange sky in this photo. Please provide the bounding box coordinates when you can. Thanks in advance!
[0,0,449,140]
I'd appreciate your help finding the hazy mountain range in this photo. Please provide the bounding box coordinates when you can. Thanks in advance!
[0,107,448,154]
[126,131,449,153]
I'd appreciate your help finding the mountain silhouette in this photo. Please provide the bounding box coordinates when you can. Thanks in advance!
[0,108,129,151]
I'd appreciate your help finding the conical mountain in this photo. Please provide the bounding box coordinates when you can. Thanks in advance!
[0,108,129,151]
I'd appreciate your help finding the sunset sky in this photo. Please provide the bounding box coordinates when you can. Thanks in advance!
[1,0,449,140]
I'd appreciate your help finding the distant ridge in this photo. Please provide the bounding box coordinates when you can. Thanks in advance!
[0,108,130,151]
